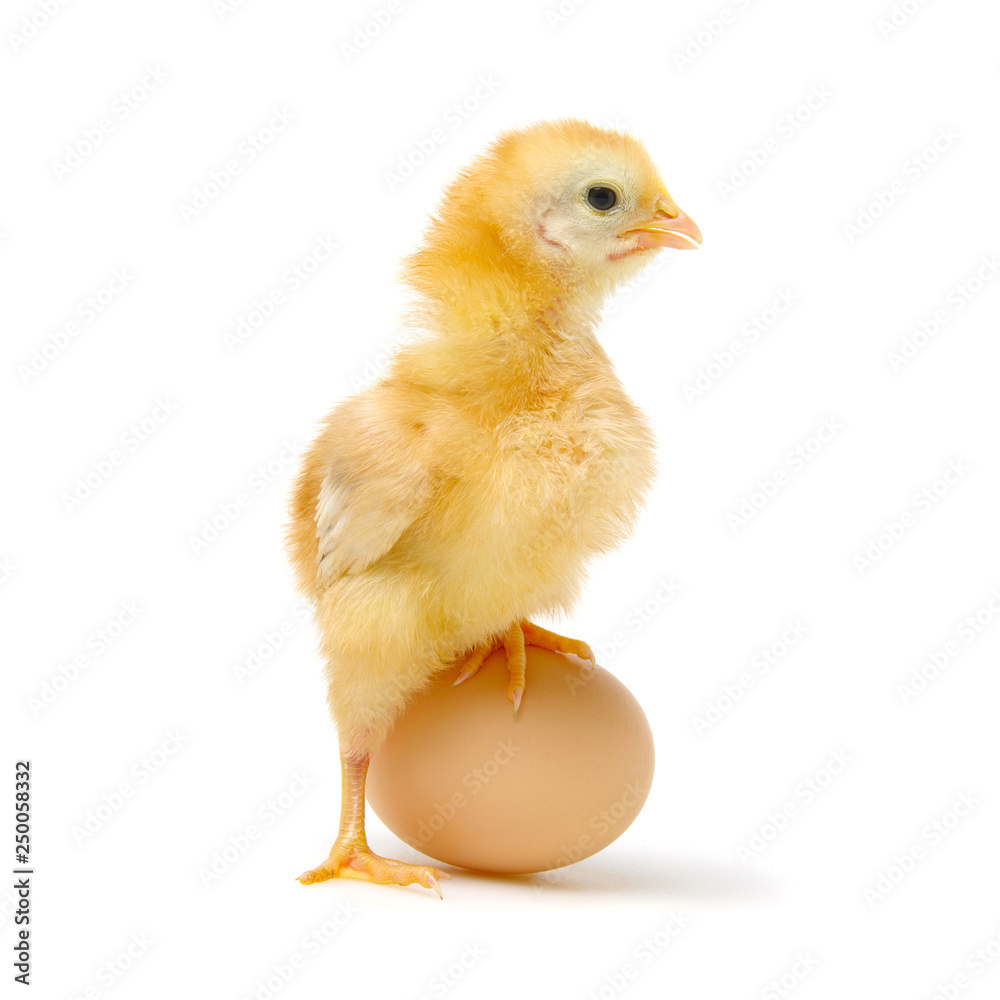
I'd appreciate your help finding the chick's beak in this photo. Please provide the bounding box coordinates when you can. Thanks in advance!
[619,194,702,251]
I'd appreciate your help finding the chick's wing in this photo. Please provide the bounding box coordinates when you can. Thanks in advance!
[314,397,431,584]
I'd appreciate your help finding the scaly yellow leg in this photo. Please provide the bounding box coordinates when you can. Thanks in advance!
[297,752,450,898]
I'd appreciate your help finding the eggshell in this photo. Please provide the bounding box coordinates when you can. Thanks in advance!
[366,646,654,874]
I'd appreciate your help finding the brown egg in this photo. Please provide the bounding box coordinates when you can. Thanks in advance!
[366,646,655,874]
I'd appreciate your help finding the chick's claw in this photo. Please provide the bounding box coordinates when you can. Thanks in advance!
[452,641,492,687]
[297,839,450,898]
[520,619,596,666]
[453,618,595,716]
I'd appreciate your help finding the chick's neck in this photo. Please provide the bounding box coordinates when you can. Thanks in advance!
[401,223,610,406]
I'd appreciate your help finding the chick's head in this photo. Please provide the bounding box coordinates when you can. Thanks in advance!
[404,119,701,330]
[477,119,700,293]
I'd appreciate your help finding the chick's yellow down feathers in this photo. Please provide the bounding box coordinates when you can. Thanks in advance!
[287,119,700,894]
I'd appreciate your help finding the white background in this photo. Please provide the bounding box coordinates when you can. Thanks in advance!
[4,0,1000,997]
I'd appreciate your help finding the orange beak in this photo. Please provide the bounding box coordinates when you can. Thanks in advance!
[618,194,702,251]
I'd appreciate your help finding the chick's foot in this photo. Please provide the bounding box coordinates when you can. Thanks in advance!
[299,751,450,897]
[297,838,450,898]
[454,618,596,715]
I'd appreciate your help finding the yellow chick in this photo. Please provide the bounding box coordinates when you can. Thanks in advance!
[287,119,701,896]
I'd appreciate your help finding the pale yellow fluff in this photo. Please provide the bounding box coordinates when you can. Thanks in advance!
[287,119,679,755]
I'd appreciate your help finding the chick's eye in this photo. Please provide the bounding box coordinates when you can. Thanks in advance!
[586,186,617,211]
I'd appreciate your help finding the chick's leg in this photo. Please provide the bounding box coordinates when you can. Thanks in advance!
[297,750,450,898]
[454,619,596,714]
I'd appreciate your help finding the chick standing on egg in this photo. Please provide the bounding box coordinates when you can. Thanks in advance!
[286,119,701,896]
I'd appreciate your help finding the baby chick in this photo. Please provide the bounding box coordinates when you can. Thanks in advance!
[287,119,700,896]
